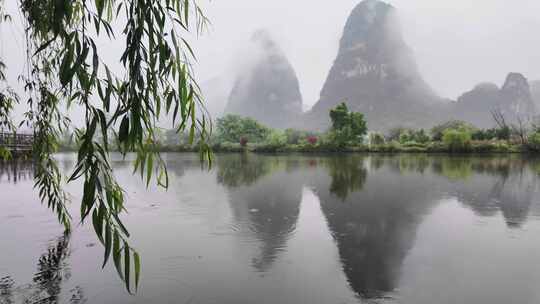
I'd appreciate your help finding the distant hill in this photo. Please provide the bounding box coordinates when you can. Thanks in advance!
[215,0,538,132]
[224,30,303,129]
[453,73,537,128]
[304,0,441,131]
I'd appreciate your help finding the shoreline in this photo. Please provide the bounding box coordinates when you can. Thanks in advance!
[55,143,536,155]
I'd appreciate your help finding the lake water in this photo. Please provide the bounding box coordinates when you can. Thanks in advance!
[2,153,540,304]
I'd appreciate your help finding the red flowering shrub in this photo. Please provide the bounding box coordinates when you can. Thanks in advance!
[307,136,318,145]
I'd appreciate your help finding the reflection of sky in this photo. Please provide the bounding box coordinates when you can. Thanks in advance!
[400,199,540,304]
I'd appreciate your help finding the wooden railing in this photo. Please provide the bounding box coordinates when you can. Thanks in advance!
[0,133,34,153]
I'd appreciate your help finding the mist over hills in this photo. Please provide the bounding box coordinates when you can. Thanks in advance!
[453,73,537,128]
[224,30,303,129]
[204,0,538,132]
[304,0,442,131]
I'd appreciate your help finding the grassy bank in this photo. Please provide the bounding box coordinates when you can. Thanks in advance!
[142,140,525,154]
[56,104,540,155]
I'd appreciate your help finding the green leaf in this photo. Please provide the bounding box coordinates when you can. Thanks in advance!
[92,209,104,243]
[68,164,85,182]
[97,110,109,150]
[113,230,123,279]
[119,116,129,143]
[81,179,96,220]
[113,214,130,237]
[59,47,74,86]
[34,36,57,55]
[184,0,189,28]
[181,37,196,60]
[146,153,153,187]
[96,0,105,19]
[87,114,98,139]
[124,244,131,293]
[103,222,112,268]
[134,252,141,290]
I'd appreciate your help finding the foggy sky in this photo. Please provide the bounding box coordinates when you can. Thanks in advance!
[193,0,540,107]
[2,0,539,116]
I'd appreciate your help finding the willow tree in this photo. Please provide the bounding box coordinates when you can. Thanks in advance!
[0,0,211,292]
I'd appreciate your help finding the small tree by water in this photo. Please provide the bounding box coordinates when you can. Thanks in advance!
[443,129,472,152]
[329,102,367,146]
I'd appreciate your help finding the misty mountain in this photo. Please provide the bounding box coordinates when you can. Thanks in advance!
[453,73,537,128]
[216,0,538,132]
[224,30,303,129]
[304,0,441,131]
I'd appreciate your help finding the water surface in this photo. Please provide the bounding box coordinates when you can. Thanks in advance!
[2,153,540,304]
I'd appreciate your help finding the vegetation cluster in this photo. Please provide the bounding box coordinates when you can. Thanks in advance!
[58,103,540,154]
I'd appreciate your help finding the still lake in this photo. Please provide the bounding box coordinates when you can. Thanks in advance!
[2,153,540,304]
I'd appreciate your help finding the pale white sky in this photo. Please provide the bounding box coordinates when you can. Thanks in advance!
[192,0,540,106]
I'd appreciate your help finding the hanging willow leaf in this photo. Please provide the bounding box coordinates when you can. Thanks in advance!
[4,0,212,294]
[134,252,141,291]
[119,116,129,143]
[124,244,131,292]
[96,0,105,19]
[113,230,123,280]
[146,152,153,187]
[92,209,103,243]
[103,221,112,268]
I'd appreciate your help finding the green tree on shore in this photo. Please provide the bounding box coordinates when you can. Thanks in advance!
[329,102,367,146]
[216,114,270,144]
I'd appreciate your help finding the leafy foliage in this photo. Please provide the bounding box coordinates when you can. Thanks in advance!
[392,128,430,144]
[329,102,367,146]
[0,0,211,292]
[387,127,407,141]
[216,114,270,144]
[369,132,385,145]
[528,132,540,151]
[472,128,510,141]
[431,120,475,141]
[266,130,287,147]
[284,128,317,145]
[443,129,472,152]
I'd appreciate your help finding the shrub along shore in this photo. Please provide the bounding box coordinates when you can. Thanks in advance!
[162,103,540,154]
[59,103,540,155]
[157,141,525,154]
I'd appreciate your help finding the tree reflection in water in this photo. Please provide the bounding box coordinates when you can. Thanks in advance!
[0,232,86,304]
[373,155,540,229]
[0,159,34,184]
[323,156,368,201]
[440,156,539,228]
